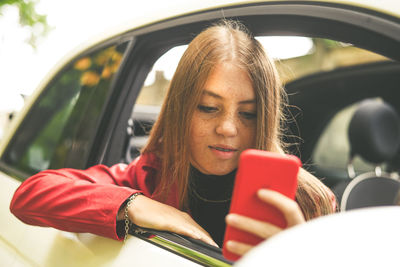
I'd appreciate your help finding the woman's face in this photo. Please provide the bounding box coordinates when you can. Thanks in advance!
[189,62,257,175]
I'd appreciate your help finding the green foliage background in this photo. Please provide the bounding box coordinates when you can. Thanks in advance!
[0,0,50,48]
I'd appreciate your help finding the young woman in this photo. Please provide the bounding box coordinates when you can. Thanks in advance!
[10,20,335,257]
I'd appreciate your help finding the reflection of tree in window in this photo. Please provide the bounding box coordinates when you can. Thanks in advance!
[3,42,128,177]
[51,44,127,170]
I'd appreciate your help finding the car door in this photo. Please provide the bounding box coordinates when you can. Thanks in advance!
[0,41,141,267]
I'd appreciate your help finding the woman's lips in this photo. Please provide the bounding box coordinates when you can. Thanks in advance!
[208,145,238,159]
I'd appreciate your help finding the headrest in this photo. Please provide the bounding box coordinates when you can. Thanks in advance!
[341,175,400,211]
[348,99,400,164]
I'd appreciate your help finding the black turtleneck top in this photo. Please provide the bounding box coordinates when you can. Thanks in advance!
[188,166,236,247]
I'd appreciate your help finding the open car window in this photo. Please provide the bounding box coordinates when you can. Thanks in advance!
[120,33,392,263]
[126,37,388,162]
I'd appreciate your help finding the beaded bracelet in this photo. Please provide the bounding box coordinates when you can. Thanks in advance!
[124,192,143,242]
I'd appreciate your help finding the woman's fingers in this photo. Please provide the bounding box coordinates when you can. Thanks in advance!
[224,189,306,257]
[127,195,218,247]
[257,189,305,226]
[172,214,218,247]
[224,214,276,257]
[225,213,281,239]
[172,225,216,246]
[225,240,253,256]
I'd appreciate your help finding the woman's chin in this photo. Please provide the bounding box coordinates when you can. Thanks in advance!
[190,159,237,176]
[206,165,236,176]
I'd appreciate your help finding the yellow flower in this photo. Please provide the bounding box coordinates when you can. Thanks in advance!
[81,71,100,86]
[101,67,112,79]
[74,57,91,70]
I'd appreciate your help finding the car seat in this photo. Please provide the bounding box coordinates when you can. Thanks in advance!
[339,99,400,211]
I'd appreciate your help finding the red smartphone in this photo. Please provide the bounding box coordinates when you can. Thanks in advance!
[222,149,301,261]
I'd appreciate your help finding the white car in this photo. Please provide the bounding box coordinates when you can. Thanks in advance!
[1,1,400,266]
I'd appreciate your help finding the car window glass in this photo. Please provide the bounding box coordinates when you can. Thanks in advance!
[2,42,129,178]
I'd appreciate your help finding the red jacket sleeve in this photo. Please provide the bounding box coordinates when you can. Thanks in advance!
[9,154,160,241]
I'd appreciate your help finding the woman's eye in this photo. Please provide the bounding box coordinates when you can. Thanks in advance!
[198,105,218,113]
[240,111,257,119]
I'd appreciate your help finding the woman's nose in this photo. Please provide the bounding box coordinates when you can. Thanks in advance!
[215,114,238,137]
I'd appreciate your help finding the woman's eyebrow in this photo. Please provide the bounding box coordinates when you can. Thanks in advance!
[202,90,256,104]
[203,90,222,99]
[239,99,256,104]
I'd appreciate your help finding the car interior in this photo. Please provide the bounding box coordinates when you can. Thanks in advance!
[338,99,400,210]
[285,60,400,189]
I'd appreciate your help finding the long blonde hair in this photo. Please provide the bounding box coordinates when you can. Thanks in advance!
[143,20,335,218]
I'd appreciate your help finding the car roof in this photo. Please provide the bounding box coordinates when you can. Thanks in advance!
[113,0,400,33]
[53,0,400,65]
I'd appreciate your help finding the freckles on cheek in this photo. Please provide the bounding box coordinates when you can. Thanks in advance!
[191,118,209,139]
[195,127,209,139]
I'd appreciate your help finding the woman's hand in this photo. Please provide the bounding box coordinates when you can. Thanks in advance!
[225,188,305,256]
[126,195,217,247]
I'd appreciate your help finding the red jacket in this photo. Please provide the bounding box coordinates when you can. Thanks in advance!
[10,153,177,241]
